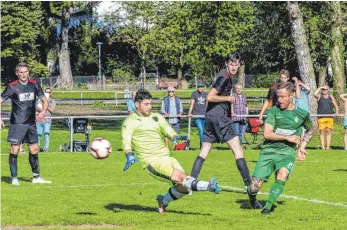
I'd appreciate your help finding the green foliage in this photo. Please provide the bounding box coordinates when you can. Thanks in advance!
[1,1,49,82]
[28,60,50,78]
[91,101,105,107]
[111,68,134,82]
[252,73,279,88]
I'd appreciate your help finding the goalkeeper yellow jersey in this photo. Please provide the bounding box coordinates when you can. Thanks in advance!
[121,112,177,167]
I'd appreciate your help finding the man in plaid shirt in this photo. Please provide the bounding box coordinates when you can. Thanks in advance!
[231,83,248,144]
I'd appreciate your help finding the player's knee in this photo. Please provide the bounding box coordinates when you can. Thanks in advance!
[29,146,39,154]
[10,145,20,154]
[276,169,289,181]
[326,129,332,134]
[44,132,50,137]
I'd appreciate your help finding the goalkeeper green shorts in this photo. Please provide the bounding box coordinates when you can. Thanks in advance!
[252,153,295,182]
[145,156,185,184]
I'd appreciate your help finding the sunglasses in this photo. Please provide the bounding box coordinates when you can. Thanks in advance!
[46,91,52,93]
[168,91,175,93]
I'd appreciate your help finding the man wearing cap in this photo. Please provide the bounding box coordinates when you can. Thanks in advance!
[188,81,208,149]
[161,86,183,134]
[314,84,339,150]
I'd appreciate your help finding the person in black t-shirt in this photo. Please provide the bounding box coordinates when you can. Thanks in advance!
[190,54,261,207]
[0,62,52,185]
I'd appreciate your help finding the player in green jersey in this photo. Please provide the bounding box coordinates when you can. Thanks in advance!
[247,82,313,214]
[121,89,221,214]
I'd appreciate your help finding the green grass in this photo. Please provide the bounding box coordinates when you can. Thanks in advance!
[51,88,268,100]
[1,123,347,229]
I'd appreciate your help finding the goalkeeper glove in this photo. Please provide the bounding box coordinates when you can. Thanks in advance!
[123,152,139,171]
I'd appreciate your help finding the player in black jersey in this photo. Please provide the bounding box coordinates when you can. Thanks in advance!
[1,62,52,185]
[190,54,261,208]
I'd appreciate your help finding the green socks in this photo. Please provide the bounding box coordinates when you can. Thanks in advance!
[265,179,285,210]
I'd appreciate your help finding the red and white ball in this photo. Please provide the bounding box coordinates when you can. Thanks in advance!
[89,138,112,159]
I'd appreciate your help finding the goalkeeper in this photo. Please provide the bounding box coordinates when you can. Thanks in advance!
[248,82,313,214]
[121,89,221,214]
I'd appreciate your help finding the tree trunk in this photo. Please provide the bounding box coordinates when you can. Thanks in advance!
[330,1,345,110]
[142,65,146,89]
[287,1,318,131]
[318,66,327,87]
[238,61,246,87]
[177,51,184,89]
[59,7,73,89]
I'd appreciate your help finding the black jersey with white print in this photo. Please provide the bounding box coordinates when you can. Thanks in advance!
[1,79,44,124]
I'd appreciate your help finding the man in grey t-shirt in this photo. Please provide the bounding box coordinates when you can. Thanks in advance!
[188,82,208,149]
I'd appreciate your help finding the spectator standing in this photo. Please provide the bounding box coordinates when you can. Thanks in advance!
[231,83,248,144]
[258,70,297,121]
[339,93,347,150]
[314,84,339,150]
[127,92,136,114]
[161,86,183,133]
[36,87,56,152]
[188,81,208,149]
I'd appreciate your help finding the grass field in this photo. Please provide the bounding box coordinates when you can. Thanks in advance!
[1,121,347,229]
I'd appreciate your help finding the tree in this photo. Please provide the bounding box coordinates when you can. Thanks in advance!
[1,1,50,83]
[287,1,318,129]
[329,1,346,108]
[49,1,99,89]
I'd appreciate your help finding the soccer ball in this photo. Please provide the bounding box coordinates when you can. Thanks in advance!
[89,138,112,159]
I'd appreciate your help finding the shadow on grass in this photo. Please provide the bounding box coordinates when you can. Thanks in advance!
[235,199,267,209]
[333,169,347,172]
[76,212,97,215]
[105,203,211,216]
[1,176,32,184]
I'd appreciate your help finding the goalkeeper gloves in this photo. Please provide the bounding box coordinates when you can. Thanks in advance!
[123,152,138,171]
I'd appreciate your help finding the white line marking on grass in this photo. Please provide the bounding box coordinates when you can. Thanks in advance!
[220,185,347,208]
[2,182,159,189]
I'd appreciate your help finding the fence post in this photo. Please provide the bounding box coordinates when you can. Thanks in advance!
[261,89,264,104]
[80,92,83,105]
[115,92,118,105]
[188,116,191,150]
[70,117,74,152]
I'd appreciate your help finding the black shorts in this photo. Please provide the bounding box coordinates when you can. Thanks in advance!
[203,116,237,143]
[7,124,38,145]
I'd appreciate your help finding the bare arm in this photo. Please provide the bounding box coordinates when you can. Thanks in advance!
[299,82,311,93]
[258,99,270,120]
[314,87,322,99]
[207,88,234,103]
[293,77,300,99]
[330,96,339,114]
[339,93,347,101]
[36,97,48,121]
[188,99,195,116]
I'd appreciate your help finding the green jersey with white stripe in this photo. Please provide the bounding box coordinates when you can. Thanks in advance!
[262,105,312,155]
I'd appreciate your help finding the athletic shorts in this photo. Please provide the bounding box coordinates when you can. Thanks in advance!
[252,153,295,182]
[344,118,347,129]
[318,117,334,130]
[145,156,185,184]
[203,116,237,143]
[7,124,38,145]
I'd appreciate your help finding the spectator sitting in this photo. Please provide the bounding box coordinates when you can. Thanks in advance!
[314,84,339,150]
[127,92,136,114]
[231,83,248,144]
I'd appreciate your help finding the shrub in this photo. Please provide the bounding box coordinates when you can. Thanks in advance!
[252,73,279,88]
